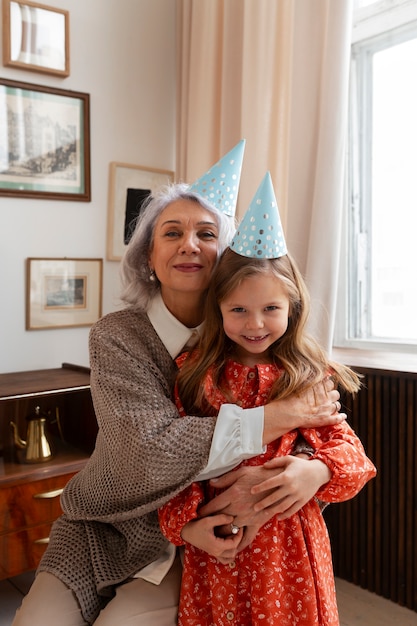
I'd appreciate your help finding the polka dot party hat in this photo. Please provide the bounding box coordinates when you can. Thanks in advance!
[230,171,287,259]
[188,139,245,217]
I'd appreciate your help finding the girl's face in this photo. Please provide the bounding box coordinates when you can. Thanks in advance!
[149,199,220,306]
[220,273,290,366]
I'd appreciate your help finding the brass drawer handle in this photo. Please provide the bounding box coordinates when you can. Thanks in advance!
[33,537,50,545]
[33,488,64,499]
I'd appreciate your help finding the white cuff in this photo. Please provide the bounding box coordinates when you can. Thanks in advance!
[196,404,265,481]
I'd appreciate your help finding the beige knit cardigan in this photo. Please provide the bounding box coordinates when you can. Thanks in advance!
[38,307,217,623]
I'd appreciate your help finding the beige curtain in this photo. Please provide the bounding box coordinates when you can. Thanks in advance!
[176,0,353,351]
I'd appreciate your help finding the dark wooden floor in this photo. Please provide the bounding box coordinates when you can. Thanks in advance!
[1,572,416,625]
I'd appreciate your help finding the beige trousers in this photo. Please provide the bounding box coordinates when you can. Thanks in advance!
[12,555,182,626]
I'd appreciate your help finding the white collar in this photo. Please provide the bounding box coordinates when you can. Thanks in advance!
[147,292,203,359]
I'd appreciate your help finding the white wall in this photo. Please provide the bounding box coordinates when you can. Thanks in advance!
[0,0,176,373]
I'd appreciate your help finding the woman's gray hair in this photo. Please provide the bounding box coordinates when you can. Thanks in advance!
[119,182,236,309]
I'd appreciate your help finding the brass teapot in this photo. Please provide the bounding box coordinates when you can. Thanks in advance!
[10,406,53,463]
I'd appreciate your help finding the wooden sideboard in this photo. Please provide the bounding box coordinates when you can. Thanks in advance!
[0,363,97,579]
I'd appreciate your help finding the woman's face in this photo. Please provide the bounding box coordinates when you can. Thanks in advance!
[149,199,220,304]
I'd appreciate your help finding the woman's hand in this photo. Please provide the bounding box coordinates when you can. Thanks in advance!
[263,378,345,444]
[200,457,331,528]
[180,513,243,565]
[199,465,282,524]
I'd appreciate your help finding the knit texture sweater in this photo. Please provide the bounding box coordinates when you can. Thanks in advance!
[38,307,216,623]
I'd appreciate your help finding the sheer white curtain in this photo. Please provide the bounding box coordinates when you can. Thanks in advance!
[176,0,353,351]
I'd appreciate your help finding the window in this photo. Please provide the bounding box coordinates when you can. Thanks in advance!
[335,0,417,351]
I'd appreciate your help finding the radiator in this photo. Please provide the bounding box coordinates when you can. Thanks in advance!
[325,367,417,612]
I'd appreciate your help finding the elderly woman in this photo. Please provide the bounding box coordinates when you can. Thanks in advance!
[13,148,342,626]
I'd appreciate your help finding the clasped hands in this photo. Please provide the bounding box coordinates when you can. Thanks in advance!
[181,455,331,564]
[180,378,341,564]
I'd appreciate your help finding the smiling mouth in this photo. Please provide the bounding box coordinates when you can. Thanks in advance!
[243,335,269,342]
[174,263,203,272]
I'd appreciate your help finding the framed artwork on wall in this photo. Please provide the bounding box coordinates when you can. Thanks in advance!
[107,162,174,261]
[2,0,70,77]
[26,258,103,330]
[0,78,90,201]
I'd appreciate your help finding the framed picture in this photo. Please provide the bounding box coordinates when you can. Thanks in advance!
[26,258,103,330]
[2,0,70,77]
[0,78,90,200]
[107,162,174,261]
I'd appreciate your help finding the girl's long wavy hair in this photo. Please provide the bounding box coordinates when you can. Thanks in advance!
[177,248,361,416]
[119,183,235,310]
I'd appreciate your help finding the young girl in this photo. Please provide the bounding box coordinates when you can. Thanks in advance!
[158,173,376,626]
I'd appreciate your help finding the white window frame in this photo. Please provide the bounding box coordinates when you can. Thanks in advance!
[334,0,417,353]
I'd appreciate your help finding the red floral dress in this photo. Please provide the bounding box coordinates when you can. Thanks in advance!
[159,359,376,626]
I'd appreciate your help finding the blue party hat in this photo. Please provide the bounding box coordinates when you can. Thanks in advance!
[188,139,245,217]
[230,172,287,259]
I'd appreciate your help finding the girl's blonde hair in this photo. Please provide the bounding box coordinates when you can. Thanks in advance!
[177,248,361,416]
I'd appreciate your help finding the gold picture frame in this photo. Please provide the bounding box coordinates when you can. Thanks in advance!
[2,0,70,77]
[107,162,174,261]
[26,258,103,330]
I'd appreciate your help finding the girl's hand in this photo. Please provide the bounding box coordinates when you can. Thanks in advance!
[181,513,244,564]
[249,455,331,520]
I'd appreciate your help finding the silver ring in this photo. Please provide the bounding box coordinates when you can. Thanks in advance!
[230,523,240,535]
[333,401,339,413]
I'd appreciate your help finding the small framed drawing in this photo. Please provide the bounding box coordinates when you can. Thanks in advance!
[107,162,174,261]
[2,0,70,77]
[26,258,103,330]
[0,78,90,201]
